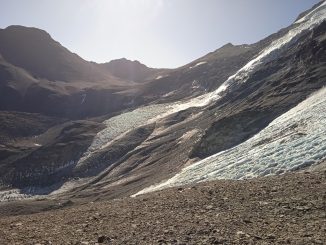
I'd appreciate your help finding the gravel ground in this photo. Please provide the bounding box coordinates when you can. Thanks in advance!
[0,171,325,245]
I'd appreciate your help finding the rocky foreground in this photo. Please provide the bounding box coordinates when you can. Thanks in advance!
[0,171,325,245]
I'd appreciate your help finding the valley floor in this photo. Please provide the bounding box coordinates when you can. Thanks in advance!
[0,171,325,245]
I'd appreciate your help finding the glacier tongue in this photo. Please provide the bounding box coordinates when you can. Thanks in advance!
[134,87,326,196]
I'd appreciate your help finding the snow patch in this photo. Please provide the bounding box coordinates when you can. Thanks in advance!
[156,75,164,80]
[162,91,176,98]
[189,61,207,69]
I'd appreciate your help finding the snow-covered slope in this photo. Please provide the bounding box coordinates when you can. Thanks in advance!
[135,87,326,196]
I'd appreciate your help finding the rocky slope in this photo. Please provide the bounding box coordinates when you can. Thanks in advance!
[0,171,325,244]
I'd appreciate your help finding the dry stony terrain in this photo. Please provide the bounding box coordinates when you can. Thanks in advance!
[0,171,325,245]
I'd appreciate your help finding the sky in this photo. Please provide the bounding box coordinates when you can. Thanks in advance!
[0,0,320,68]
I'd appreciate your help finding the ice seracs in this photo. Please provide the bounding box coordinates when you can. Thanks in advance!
[134,87,326,196]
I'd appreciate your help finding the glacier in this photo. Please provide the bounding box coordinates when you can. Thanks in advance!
[134,87,326,196]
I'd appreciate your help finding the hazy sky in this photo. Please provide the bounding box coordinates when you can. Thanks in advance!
[0,0,320,68]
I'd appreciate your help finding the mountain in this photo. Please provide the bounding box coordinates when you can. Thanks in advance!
[0,1,325,219]
[99,58,167,83]
[137,43,260,102]
[86,1,325,201]
[0,25,120,83]
[0,26,161,119]
[0,26,257,119]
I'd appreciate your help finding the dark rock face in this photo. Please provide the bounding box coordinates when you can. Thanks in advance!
[0,111,63,145]
[0,112,65,166]
[191,110,276,158]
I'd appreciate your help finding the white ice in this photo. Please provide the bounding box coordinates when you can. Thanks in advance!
[189,61,207,69]
[156,75,164,80]
[134,87,326,196]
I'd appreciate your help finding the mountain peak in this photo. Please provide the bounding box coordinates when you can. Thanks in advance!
[99,57,161,82]
[104,58,148,68]
[0,25,111,82]
[222,42,234,47]
[3,25,52,39]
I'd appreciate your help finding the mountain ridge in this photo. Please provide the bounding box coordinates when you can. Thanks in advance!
[0,24,261,118]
